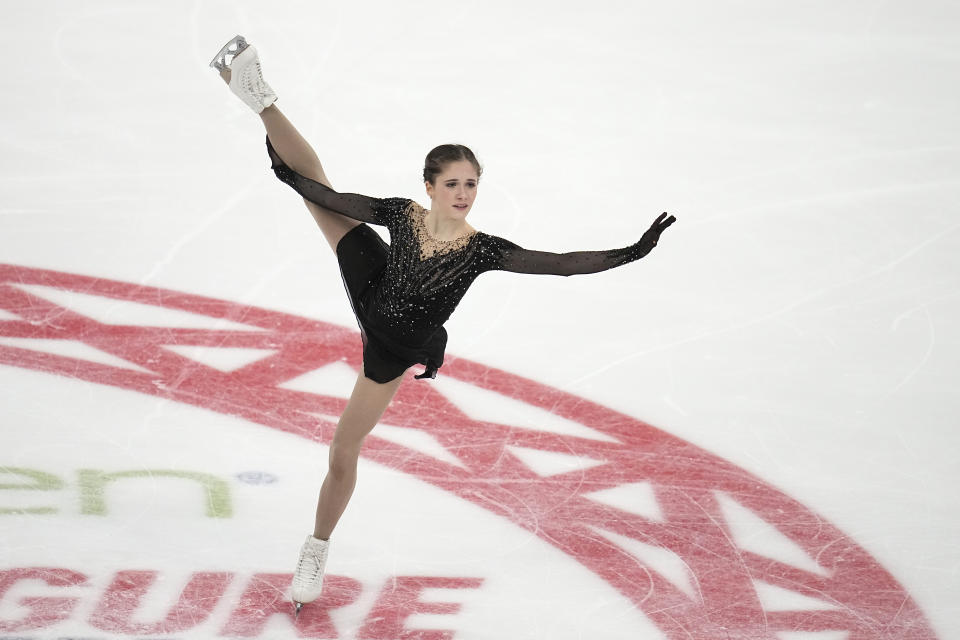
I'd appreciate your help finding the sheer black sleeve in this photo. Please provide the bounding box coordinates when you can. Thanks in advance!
[485,235,658,276]
[265,135,388,225]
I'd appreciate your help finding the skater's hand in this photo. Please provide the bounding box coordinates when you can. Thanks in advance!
[635,212,676,255]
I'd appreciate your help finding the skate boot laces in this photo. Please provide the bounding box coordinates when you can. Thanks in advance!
[230,45,278,112]
[295,544,327,585]
[292,535,329,603]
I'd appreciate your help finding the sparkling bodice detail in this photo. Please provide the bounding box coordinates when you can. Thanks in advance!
[408,201,478,261]
[358,197,491,345]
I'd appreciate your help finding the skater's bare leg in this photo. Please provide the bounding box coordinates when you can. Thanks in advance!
[260,106,329,184]
[219,69,359,251]
[313,369,406,539]
[290,372,403,613]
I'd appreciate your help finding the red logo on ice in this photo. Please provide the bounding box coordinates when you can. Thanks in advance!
[0,264,940,639]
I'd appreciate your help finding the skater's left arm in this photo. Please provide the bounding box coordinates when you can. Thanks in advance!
[488,213,676,276]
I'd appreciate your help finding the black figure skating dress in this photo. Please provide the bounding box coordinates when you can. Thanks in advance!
[266,137,660,383]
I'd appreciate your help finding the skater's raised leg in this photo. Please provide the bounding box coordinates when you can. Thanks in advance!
[258,106,362,251]
[213,35,360,251]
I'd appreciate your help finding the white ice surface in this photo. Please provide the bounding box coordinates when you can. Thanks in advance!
[2,1,959,638]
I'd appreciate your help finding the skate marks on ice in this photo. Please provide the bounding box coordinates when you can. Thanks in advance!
[0,264,940,639]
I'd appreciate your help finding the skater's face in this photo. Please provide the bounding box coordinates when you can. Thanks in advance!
[425,160,479,220]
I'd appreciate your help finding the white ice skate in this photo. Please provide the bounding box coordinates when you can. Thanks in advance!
[291,534,330,617]
[209,34,277,114]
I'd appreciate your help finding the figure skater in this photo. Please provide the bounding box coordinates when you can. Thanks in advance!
[210,35,676,616]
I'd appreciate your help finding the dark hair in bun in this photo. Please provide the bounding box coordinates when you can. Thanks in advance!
[423,144,482,184]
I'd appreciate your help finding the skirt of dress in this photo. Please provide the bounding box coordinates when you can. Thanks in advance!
[335,223,445,383]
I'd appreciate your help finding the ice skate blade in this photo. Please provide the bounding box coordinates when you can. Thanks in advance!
[209,35,248,71]
[293,601,303,618]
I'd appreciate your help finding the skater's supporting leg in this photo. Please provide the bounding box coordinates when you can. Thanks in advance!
[314,369,406,539]
[291,369,405,609]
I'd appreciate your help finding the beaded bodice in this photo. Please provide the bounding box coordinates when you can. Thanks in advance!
[362,197,491,345]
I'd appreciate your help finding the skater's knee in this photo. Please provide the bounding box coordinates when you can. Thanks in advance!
[327,440,362,479]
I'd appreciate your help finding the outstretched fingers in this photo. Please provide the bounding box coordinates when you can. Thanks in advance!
[656,212,677,229]
[648,212,677,237]
[637,212,677,251]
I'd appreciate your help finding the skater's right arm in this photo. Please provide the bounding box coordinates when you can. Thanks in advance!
[266,136,387,225]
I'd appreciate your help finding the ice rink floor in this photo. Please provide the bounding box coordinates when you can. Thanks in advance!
[2,1,959,638]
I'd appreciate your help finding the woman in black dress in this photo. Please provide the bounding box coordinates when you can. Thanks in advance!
[210,35,676,615]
